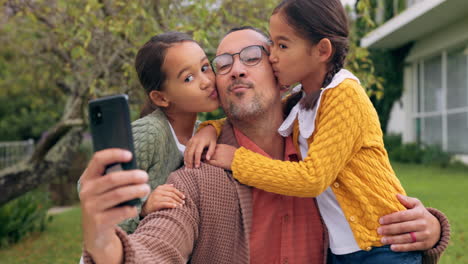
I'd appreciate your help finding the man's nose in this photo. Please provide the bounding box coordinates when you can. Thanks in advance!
[229,57,247,80]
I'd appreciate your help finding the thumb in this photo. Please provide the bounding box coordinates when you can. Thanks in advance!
[396,194,417,209]
[206,158,221,167]
[206,141,217,161]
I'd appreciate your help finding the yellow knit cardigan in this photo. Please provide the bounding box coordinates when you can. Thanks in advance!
[201,79,407,250]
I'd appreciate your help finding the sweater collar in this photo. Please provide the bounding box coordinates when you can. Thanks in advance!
[278,69,360,139]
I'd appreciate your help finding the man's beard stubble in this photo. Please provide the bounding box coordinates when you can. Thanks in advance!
[225,91,264,122]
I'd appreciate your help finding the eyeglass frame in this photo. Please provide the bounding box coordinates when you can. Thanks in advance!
[211,45,270,75]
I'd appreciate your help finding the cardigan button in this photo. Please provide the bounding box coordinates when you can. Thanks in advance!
[333,182,340,188]
[366,246,372,251]
[349,216,356,222]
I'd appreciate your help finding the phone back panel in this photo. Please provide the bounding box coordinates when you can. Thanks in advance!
[88,94,137,171]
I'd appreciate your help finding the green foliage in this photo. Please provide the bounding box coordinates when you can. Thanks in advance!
[0,189,52,248]
[390,142,425,164]
[386,134,454,168]
[368,46,411,133]
[0,0,278,139]
[0,83,64,141]
[383,133,402,154]
[198,108,225,122]
[354,0,412,132]
[347,1,385,100]
[421,145,452,168]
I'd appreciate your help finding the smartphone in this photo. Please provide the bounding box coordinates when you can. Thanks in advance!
[88,94,141,207]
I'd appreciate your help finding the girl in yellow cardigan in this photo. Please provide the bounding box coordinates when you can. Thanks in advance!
[185,0,424,263]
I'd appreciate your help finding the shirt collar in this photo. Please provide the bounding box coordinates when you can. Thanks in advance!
[233,128,298,161]
[278,69,360,138]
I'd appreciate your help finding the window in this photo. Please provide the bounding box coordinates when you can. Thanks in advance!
[447,47,468,109]
[423,56,442,112]
[413,45,468,154]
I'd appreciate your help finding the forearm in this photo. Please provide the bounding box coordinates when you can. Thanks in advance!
[197,118,226,136]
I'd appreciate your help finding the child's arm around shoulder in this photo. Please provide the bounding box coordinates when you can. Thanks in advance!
[231,80,369,197]
[185,118,226,168]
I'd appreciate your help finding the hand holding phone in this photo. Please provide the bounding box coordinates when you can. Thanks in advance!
[88,94,142,207]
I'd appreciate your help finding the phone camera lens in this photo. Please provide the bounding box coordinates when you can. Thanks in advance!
[91,106,103,125]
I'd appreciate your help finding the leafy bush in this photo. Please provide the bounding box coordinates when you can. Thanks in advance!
[0,189,52,248]
[421,145,452,168]
[383,133,402,154]
[390,143,424,164]
[386,136,453,168]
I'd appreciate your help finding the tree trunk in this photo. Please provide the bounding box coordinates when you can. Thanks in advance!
[0,127,84,206]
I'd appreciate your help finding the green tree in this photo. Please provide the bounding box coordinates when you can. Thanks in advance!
[0,0,276,205]
[354,0,410,133]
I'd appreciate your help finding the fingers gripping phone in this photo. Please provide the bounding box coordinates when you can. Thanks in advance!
[89,94,141,207]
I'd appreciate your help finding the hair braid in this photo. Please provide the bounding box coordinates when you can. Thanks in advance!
[300,37,348,110]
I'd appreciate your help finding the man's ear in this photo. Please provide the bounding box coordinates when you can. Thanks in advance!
[317,38,333,63]
[149,90,170,108]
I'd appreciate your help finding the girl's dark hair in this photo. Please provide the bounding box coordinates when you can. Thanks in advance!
[135,32,195,117]
[274,0,349,112]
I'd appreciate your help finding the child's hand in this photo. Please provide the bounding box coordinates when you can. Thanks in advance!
[141,184,185,217]
[206,144,237,170]
[184,125,218,169]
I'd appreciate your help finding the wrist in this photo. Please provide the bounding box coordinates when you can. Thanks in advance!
[89,232,123,264]
[423,208,450,260]
[140,202,148,218]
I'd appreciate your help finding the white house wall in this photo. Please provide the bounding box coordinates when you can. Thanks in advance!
[387,15,468,162]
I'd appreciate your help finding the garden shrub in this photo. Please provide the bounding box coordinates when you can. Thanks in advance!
[421,145,452,168]
[383,133,402,154]
[0,189,52,248]
[390,143,424,164]
[385,135,454,168]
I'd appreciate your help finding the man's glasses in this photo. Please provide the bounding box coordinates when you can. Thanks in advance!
[212,45,270,75]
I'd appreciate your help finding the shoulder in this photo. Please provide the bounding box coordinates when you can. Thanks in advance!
[167,163,234,192]
[327,79,364,96]
[322,79,369,108]
[132,109,169,133]
[132,110,172,145]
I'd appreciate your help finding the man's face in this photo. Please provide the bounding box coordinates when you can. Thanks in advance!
[215,29,279,121]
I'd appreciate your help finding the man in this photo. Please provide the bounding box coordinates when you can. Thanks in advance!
[79,28,449,263]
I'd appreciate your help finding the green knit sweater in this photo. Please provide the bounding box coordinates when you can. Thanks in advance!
[118,108,184,233]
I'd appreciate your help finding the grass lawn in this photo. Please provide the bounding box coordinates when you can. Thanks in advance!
[0,206,83,264]
[0,162,466,263]
[393,162,468,264]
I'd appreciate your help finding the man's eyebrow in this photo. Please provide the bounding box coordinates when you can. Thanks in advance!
[177,56,208,79]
